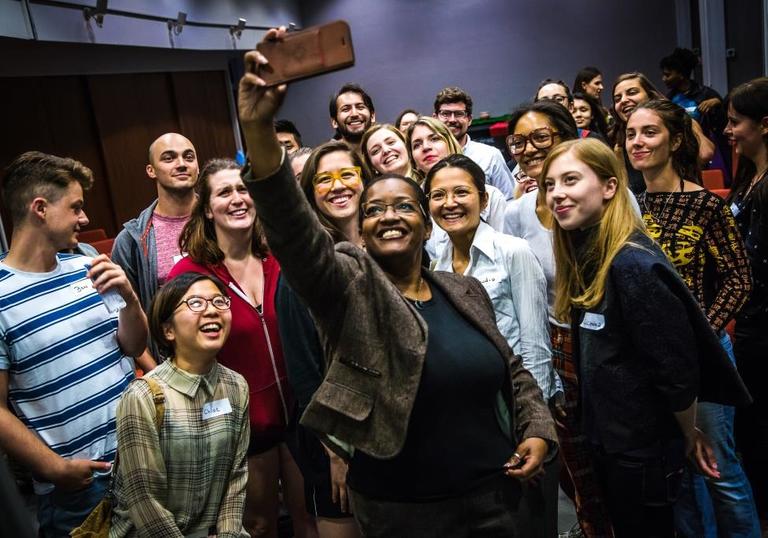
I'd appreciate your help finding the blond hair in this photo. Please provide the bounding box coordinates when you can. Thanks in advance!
[538,139,648,322]
[360,124,417,180]
[405,116,463,179]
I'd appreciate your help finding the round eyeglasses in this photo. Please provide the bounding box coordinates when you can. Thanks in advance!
[176,295,231,312]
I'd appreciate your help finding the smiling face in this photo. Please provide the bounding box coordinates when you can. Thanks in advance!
[435,102,472,144]
[397,112,419,134]
[613,78,651,123]
[43,181,90,250]
[428,166,487,238]
[544,149,617,231]
[361,178,430,267]
[410,124,451,173]
[147,133,199,195]
[205,168,256,235]
[513,111,561,180]
[584,75,604,99]
[365,127,410,175]
[163,279,232,360]
[572,98,593,129]
[537,83,571,110]
[332,91,375,142]
[313,151,363,224]
[724,103,768,161]
[626,108,677,173]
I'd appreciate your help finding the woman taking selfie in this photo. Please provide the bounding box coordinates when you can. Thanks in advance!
[625,99,758,537]
[238,28,557,537]
[110,272,250,537]
[540,137,749,538]
[168,160,313,538]
[277,140,369,538]
[725,77,768,529]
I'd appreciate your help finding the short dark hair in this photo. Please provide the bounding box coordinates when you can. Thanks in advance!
[726,77,768,203]
[535,79,573,104]
[2,151,94,226]
[572,66,602,94]
[149,272,230,358]
[434,87,473,116]
[329,83,375,119]
[508,100,579,141]
[274,119,303,146]
[424,154,486,195]
[360,173,429,222]
[659,48,698,79]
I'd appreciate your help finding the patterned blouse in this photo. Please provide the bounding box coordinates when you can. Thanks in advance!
[639,189,752,332]
[110,360,250,538]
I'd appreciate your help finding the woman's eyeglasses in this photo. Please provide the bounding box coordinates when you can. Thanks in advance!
[312,167,362,195]
[361,199,422,219]
[176,295,231,312]
[506,127,560,156]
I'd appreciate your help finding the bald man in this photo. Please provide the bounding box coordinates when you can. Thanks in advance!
[111,133,199,366]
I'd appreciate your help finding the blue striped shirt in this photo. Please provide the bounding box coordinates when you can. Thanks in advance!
[0,253,135,493]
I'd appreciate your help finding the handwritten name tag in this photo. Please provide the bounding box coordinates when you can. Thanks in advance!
[202,398,232,420]
[69,279,92,297]
[580,312,605,331]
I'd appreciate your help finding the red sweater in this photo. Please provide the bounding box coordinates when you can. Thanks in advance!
[168,256,293,444]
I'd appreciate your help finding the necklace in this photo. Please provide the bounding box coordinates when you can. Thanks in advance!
[641,180,682,223]
[404,276,425,309]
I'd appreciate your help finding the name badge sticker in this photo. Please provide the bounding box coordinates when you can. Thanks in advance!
[730,202,740,218]
[69,279,92,297]
[580,312,605,331]
[202,398,233,420]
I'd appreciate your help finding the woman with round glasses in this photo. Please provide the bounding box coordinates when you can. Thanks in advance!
[110,272,250,537]
[277,140,368,538]
[505,101,614,537]
[406,115,507,259]
[238,28,557,537]
[361,124,418,181]
[167,159,314,538]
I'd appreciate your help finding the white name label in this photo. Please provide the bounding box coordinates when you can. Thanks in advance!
[580,312,605,331]
[69,279,92,297]
[202,398,232,420]
[730,202,740,218]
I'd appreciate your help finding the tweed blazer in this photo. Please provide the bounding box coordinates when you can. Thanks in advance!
[245,158,557,459]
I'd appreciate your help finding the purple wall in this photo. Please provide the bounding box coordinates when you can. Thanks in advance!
[280,0,678,146]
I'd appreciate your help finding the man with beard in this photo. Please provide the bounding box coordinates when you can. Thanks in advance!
[329,83,376,148]
[111,132,199,367]
[433,87,514,200]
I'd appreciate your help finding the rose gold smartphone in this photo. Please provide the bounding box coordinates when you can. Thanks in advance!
[256,20,355,86]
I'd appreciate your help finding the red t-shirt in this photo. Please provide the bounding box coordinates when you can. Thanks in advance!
[167,255,293,444]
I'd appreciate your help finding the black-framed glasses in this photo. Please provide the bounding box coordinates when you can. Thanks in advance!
[542,94,568,105]
[506,127,560,156]
[361,199,422,219]
[176,295,231,312]
[437,109,469,120]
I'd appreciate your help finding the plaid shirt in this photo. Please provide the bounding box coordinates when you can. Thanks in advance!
[110,360,250,537]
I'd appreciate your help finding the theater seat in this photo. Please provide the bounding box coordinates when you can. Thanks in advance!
[711,188,730,199]
[702,169,725,190]
[77,228,107,243]
[91,238,115,256]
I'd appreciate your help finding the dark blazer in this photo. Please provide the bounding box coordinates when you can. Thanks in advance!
[573,233,751,455]
[245,158,557,460]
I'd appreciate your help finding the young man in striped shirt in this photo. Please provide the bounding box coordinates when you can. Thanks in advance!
[0,151,147,536]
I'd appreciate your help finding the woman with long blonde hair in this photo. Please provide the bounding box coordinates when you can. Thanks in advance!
[541,138,749,538]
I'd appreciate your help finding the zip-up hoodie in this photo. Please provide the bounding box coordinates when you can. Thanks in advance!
[111,201,161,358]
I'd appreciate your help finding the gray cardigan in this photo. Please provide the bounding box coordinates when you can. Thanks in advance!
[245,158,557,460]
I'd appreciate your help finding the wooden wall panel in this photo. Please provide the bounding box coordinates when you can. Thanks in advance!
[87,73,180,228]
[0,76,117,238]
[171,71,237,166]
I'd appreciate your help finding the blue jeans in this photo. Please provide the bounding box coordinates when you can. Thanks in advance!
[674,332,761,537]
[37,475,109,537]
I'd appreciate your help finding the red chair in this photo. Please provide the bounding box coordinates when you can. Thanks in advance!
[91,238,115,256]
[711,188,730,199]
[77,228,107,243]
[702,169,725,190]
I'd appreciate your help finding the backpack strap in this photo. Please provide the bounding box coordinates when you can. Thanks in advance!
[142,377,166,430]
